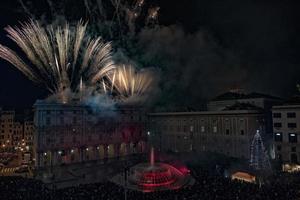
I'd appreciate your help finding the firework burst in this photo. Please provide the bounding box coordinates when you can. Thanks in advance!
[106,64,155,102]
[0,20,115,95]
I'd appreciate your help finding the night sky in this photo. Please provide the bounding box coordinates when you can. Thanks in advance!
[0,0,300,108]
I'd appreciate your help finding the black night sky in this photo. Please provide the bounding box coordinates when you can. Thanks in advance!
[0,0,300,108]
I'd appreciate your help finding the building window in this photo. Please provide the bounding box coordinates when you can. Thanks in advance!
[213,126,217,133]
[225,129,230,135]
[277,145,281,151]
[60,117,64,125]
[190,126,194,132]
[273,113,281,118]
[201,126,205,133]
[274,133,283,142]
[73,117,77,124]
[277,154,282,161]
[288,123,297,128]
[289,133,297,143]
[183,126,187,132]
[291,147,296,152]
[240,130,245,135]
[287,112,296,118]
[274,123,282,128]
[46,117,51,125]
[60,137,64,144]
[291,153,298,163]
[72,136,76,143]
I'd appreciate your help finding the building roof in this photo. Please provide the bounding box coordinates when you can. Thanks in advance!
[283,95,300,105]
[211,91,281,101]
[148,109,262,117]
[223,102,264,111]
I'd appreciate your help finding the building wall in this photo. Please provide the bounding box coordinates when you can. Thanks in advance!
[207,98,266,111]
[33,101,148,168]
[0,111,15,150]
[0,110,35,164]
[12,122,23,147]
[272,105,300,164]
[148,110,264,159]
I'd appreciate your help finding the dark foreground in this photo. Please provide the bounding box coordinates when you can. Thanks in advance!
[0,167,299,200]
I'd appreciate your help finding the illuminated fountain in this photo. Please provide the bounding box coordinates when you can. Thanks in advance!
[111,147,194,192]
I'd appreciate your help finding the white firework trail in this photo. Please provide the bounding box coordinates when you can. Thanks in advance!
[0,19,115,96]
[107,64,154,101]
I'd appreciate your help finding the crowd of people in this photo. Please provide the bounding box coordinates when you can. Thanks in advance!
[0,167,299,200]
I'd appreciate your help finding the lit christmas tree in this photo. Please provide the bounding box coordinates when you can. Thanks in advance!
[250,130,271,171]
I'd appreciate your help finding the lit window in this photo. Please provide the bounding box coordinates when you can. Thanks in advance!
[201,126,205,133]
[213,126,217,133]
[274,133,283,142]
[289,133,297,143]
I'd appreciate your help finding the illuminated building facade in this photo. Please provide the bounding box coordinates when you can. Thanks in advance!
[0,109,34,162]
[0,110,15,150]
[272,97,300,164]
[33,100,148,168]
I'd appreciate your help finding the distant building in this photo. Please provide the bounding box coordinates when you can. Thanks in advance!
[207,91,281,111]
[12,121,23,147]
[24,121,34,148]
[272,96,300,165]
[0,110,15,150]
[148,91,281,159]
[33,100,148,168]
[0,109,35,163]
[149,109,264,159]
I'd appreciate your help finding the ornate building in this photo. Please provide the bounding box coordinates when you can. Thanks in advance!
[149,109,264,159]
[148,91,281,159]
[272,96,300,165]
[33,100,148,168]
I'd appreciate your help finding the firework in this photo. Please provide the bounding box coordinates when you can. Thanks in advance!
[147,6,160,24]
[0,20,115,95]
[107,64,155,101]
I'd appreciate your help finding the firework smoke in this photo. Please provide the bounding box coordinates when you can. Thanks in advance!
[0,20,115,101]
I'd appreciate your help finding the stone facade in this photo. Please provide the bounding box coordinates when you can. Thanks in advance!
[272,104,300,164]
[33,100,148,168]
[148,110,264,159]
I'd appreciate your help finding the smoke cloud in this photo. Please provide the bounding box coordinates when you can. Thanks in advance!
[136,25,247,110]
